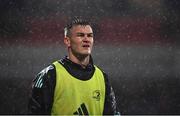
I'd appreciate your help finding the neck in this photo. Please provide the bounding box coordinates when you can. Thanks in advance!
[68,53,90,68]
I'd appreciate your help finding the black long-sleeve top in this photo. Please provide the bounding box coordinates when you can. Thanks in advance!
[28,56,120,115]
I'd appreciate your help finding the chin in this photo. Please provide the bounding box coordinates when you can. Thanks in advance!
[81,50,91,56]
[80,52,91,57]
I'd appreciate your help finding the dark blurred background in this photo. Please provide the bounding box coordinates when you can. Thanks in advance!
[0,0,180,114]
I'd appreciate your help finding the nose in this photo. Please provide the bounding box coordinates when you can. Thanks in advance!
[83,34,90,42]
[82,33,93,43]
[83,38,90,43]
[84,34,89,39]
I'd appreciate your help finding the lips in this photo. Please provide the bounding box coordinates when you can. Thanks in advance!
[82,45,90,47]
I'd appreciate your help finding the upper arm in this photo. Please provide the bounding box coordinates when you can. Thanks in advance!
[102,72,120,115]
[28,65,56,114]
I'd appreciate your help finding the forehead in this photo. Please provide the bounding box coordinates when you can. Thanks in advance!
[71,25,93,33]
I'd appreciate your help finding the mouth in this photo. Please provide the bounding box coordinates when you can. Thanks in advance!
[82,45,90,48]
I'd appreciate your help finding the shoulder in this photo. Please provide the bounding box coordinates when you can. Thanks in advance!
[32,64,56,88]
[94,65,109,83]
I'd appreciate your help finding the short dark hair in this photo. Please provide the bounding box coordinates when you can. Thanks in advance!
[64,17,92,37]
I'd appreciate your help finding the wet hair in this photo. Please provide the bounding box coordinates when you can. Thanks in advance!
[64,17,92,37]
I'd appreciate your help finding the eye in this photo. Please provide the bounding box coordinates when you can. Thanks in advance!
[87,33,93,37]
[76,33,85,37]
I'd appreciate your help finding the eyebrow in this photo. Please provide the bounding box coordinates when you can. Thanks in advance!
[76,32,93,36]
[76,32,93,34]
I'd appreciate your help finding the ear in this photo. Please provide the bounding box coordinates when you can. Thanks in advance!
[64,37,71,47]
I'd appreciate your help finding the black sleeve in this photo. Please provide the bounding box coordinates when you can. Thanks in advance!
[28,65,56,114]
[103,72,120,115]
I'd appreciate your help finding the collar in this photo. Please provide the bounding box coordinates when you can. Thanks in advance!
[61,55,94,71]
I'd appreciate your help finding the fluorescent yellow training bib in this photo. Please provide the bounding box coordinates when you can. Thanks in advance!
[51,61,105,115]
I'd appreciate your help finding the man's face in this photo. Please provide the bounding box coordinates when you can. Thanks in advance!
[67,25,94,57]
